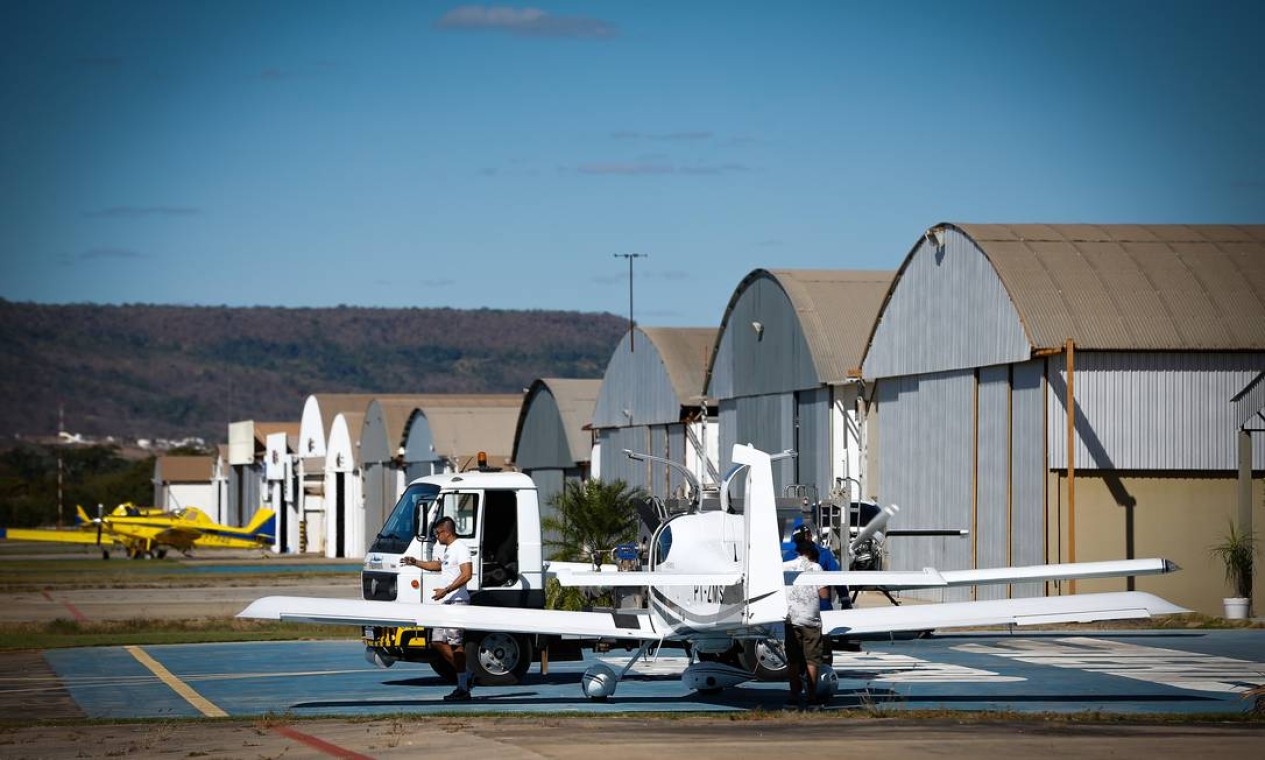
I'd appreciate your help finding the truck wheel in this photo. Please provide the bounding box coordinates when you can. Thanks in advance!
[428,657,458,684]
[469,631,532,685]
[741,638,788,682]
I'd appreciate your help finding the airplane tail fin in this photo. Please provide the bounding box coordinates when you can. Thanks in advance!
[74,505,92,526]
[244,509,276,544]
[733,444,787,626]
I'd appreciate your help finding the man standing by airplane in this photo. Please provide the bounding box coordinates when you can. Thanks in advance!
[783,542,829,708]
[402,516,474,701]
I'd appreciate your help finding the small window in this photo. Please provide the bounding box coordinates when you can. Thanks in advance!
[433,492,478,539]
[653,524,673,566]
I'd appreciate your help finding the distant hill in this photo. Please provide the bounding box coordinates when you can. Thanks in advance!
[0,301,629,442]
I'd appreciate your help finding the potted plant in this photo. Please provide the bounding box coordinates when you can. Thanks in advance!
[1210,521,1255,619]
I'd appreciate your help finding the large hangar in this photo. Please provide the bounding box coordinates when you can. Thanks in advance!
[512,378,602,537]
[591,327,718,499]
[862,223,1265,613]
[706,270,894,501]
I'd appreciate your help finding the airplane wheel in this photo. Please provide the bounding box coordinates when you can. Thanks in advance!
[741,638,788,682]
[469,631,532,685]
[101,550,110,560]
[156,549,168,559]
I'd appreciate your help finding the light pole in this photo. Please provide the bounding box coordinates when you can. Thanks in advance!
[613,253,647,351]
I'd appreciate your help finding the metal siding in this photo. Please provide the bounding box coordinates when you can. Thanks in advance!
[875,370,975,602]
[596,427,650,491]
[976,366,1009,600]
[593,329,686,428]
[516,388,573,470]
[715,276,819,399]
[795,387,831,500]
[864,230,1032,379]
[1011,359,1046,598]
[1047,352,1265,470]
[719,399,737,473]
[735,393,796,493]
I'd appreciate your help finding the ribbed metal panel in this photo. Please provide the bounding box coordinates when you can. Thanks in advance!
[711,275,819,398]
[958,224,1265,351]
[734,393,796,493]
[593,328,689,428]
[875,370,975,602]
[795,387,831,499]
[1232,372,1265,429]
[1011,359,1046,598]
[514,386,572,470]
[863,230,1032,379]
[595,426,649,490]
[1047,352,1265,470]
[719,399,737,474]
[976,366,1009,600]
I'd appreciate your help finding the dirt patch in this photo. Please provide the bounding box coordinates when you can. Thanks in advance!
[0,651,83,721]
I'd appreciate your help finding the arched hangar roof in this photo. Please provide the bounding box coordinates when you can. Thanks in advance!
[361,394,521,464]
[706,269,895,398]
[512,378,601,469]
[592,327,717,428]
[863,223,1265,378]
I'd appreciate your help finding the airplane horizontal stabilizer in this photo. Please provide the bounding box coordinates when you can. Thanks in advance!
[237,596,663,640]
[821,591,1188,636]
[0,527,100,544]
[793,569,948,588]
[555,571,742,587]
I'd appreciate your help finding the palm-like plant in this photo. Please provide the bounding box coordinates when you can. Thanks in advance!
[542,478,644,611]
[1210,521,1255,599]
[542,478,644,563]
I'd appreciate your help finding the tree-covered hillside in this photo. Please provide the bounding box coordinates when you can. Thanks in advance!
[0,301,628,441]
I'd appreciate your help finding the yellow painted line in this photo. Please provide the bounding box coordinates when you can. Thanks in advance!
[125,645,228,718]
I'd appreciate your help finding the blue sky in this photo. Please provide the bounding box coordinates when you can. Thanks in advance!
[2,1,1262,327]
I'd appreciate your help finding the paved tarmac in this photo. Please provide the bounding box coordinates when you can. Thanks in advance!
[38,630,1265,719]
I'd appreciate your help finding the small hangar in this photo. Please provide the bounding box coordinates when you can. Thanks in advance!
[591,327,718,499]
[861,223,1265,614]
[706,270,894,501]
[512,378,602,524]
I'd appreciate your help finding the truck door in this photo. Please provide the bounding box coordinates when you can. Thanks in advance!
[430,490,482,592]
[479,490,519,588]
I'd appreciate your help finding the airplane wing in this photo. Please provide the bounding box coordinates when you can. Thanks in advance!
[820,591,1188,636]
[797,558,1177,590]
[554,571,743,587]
[793,569,947,588]
[238,596,664,640]
[0,527,101,545]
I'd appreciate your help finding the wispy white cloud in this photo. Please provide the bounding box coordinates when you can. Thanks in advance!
[84,206,200,218]
[612,131,714,141]
[574,162,751,176]
[436,5,617,39]
[79,247,148,261]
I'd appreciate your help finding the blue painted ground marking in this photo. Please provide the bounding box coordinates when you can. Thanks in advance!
[42,630,1264,719]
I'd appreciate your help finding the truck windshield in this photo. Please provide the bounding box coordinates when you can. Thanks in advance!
[370,482,440,554]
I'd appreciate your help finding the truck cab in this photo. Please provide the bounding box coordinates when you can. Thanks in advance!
[360,469,545,683]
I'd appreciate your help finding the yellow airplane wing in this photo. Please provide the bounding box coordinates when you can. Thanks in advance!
[0,526,102,544]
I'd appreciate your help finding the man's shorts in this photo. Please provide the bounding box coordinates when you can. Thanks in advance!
[784,622,824,667]
[433,600,466,646]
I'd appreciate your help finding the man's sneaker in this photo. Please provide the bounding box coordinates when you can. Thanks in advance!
[443,687,471,702]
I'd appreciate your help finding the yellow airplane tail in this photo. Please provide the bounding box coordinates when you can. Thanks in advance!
[243,508,276,544]
[74,505,93,526]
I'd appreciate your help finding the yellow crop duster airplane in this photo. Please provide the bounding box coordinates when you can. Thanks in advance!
[0,503,275,559]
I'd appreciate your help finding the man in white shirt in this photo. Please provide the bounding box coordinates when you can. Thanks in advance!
[402,516,474,701]
[782,541,829,708]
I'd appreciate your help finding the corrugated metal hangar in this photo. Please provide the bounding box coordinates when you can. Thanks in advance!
[708,270,894,502]
[512,378,601,532]
[862,223,1265,614]
[591,327,718,499]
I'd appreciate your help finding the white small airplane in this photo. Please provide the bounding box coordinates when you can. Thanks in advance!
[239,444,1186,701]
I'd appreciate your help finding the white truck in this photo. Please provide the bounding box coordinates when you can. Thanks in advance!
[361,467,593,685]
